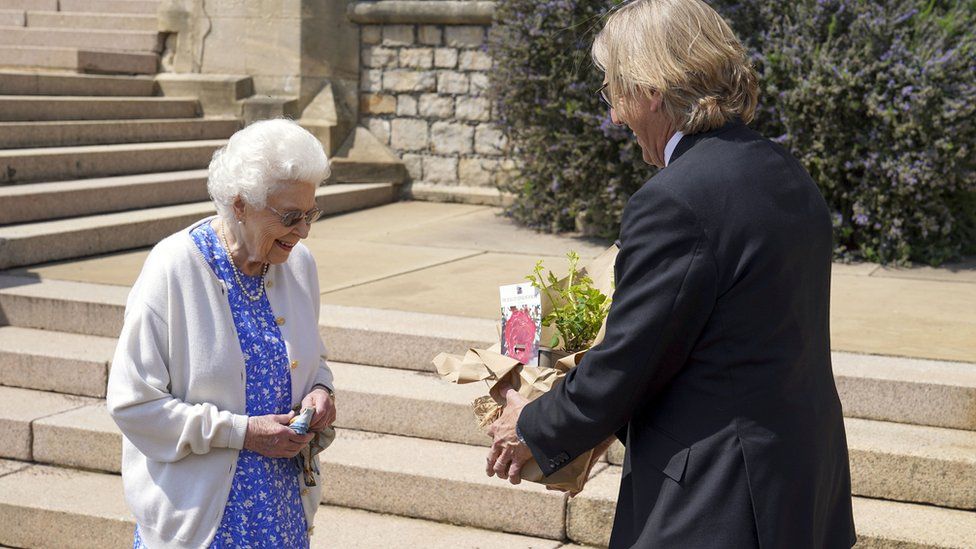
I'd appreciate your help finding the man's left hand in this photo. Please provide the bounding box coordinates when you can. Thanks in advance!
[302,386,336,432]
[486,385,534,485]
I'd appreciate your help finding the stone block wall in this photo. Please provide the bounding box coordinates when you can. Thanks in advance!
[358,22,513,197]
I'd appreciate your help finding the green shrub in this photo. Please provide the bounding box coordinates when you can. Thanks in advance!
[489,0,976,264]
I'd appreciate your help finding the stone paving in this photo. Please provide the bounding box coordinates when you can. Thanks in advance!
[8,200,976,363]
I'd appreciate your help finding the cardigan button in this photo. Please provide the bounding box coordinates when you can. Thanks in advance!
[301,488,309,496]
[266,279,274,288]
[290,360,299,370]
[276,316,286,326]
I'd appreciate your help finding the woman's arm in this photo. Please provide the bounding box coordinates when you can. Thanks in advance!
[106,302,249,463]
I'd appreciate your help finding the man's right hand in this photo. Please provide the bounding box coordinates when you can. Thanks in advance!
[243,412,315,458]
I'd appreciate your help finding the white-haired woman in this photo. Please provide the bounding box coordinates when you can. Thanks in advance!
[487,1,856,547]
[108,119,337,549]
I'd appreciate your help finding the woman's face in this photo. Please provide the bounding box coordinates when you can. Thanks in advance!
[234,180,317,266]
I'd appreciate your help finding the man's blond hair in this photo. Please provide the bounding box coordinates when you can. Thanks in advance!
[592,0,759,134]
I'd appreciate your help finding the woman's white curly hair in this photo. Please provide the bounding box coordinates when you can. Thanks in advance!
[207,118,331,219]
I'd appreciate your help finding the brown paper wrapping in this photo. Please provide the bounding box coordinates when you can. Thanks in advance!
[433,245,619,494]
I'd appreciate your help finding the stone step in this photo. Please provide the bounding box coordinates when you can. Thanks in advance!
[0,96,199,122]
[0,183,396,269]
[1,273,975,435]
[833,351,976,431]
[0,26,160,53]
[0,460,564,549]
[0,326,114,397]
[308,361,489,447]
[0,139,221,185]
[0,386,97,461]
[0,9,23,26]
[0,117,239,149]
[0,169,209,225]
[57,0,160,15]
[0,70,155,96]
[25,10,156,32]
[319,430,570,539]
[846,417,976,510]
[17,367,976,510]
[0,45,157,74]
[18,400,568,539]
[0,0,57,10]
[572,466,976,548]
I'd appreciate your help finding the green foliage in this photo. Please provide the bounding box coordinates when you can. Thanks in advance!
[490,0,976,264]
[526,252,611,352]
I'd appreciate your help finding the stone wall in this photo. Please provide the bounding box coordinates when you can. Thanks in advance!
[355,12,513,204]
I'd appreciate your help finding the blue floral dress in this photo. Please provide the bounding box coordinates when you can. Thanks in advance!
[133,221,308,549]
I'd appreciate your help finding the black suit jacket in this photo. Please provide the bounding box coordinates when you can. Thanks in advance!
[518,120,856,548]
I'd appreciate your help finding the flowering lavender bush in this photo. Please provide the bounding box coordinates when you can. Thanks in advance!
[488,0,652,238]
[490,0,976,264]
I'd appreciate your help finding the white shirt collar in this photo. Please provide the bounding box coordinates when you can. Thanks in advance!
[664,130,685,167]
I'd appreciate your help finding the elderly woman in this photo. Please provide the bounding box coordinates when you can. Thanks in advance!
[487,1,857,547]
[107,118,336,549]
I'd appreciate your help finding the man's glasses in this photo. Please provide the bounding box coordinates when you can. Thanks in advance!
[596,82,613,110]
[268,205,323,227]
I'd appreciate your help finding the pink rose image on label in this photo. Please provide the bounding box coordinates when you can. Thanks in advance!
[503,309,537,365]
[499,282,541,366]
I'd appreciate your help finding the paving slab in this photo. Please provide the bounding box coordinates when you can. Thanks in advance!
[0,386,95,460]
[0,464,134,549]
[872,257,976,284]
[322,252,573,319]
[320,429,567,539]
[301,237,480,293]
[367,206,609,258]
[312,506,563,549]
[304,201,490,242]
[830,274,976,363]
[5,202,975,363]
[0,326,115,397]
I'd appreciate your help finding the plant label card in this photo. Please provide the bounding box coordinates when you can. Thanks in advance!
[499,282,542,366]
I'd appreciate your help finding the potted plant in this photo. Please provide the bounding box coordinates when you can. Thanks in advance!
[526,251,612,367]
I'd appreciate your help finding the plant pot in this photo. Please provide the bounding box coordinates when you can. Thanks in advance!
[538,347,574,369]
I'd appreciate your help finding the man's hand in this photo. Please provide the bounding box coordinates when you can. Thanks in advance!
[302,386,337,432]
[486,385,534,485]
[244,412,315,458]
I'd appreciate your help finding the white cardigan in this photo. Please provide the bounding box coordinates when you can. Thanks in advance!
[107,218,335,549]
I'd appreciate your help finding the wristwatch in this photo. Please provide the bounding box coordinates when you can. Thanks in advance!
[313,384,335,399]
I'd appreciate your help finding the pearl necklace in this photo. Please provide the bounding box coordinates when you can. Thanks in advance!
[219,221,269,302]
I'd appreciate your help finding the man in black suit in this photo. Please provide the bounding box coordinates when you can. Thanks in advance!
[486,1,857,547]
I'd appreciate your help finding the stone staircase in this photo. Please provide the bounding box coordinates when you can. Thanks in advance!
[0,274,974,547]
[0,0,160,74]
[0,68,400,270]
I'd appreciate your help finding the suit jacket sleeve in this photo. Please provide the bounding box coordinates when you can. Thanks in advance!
[518,182,718,476]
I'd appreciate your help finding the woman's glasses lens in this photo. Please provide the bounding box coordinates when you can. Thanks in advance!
[282,208,322,227]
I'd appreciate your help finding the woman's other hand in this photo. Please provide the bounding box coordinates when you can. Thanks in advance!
[302,386,337,432]
[243,413,314,458]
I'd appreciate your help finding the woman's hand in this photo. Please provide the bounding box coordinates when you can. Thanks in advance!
[243,412,315,458]
[302,386,337,432]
